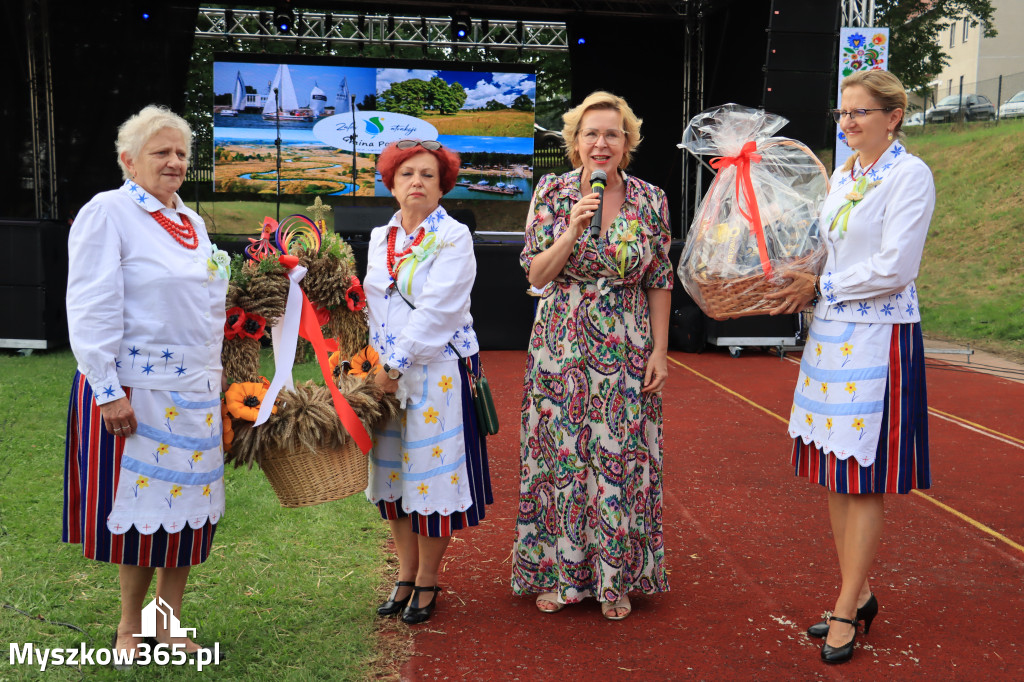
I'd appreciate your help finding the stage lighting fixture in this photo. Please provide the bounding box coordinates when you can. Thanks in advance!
[577,37,586,45]
[273,2,294,33]
[450,12,471,42]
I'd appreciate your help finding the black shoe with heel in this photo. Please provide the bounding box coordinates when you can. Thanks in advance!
[377,580,415,617]
[807,593,878,638]
[820,615,860,664]
[401,585,441,625]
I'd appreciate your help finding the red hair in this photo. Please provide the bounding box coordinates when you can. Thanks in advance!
[376,141,462,194]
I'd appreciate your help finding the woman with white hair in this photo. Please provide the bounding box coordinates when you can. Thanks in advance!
[64,105,227,665]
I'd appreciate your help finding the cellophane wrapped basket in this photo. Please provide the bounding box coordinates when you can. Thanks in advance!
[676,104,830,319]
[220,214,399,507]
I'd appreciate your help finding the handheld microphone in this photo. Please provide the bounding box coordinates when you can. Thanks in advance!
[589,170,607,240]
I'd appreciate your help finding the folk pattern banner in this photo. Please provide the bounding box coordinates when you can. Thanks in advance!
[834,27,890,169]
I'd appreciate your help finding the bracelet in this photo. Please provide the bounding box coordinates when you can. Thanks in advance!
[813,275,822,298]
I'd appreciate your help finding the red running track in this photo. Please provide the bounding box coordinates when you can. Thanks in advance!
[396,348,1024,680]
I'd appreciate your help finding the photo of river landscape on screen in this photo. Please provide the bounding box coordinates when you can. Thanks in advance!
[212,59,536,200]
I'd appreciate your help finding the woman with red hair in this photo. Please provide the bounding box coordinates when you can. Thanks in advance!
[363,139,492,625]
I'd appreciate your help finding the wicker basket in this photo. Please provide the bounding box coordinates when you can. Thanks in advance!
[689,139,828,320]
[260,440,367,508]
[693,252,816,320]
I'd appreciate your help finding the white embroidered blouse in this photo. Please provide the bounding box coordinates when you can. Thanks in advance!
[363,206,480,370]
[814,141,936,322]
[66,180,228,404]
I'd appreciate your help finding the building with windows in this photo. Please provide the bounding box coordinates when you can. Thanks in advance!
[914,0,1024,112]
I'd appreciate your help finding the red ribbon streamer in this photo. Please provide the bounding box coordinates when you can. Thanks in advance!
[280,255,371,454]
[709,140,773,279]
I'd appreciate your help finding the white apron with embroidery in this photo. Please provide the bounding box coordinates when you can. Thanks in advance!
[788,319,891,465]
[107,389,225,534]
[367,361,472,515]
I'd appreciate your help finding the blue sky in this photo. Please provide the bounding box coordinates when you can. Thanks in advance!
[213,62,376,107]
[376,68,535,109]
[215,62,536,112]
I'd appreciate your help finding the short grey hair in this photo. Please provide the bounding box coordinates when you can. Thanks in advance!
[115,105,193,180]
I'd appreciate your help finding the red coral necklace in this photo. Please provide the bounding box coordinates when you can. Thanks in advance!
[150,210,198,250]
[386,225,424,280]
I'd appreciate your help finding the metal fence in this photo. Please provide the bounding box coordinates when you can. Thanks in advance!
[909,70,1024,121]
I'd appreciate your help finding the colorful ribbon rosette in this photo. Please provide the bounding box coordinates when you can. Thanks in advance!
[675,103,830,319]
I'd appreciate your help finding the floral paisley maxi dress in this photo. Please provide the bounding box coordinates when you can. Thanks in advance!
[512,169,673,604]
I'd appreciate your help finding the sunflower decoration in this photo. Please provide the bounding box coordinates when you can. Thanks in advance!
[347,345,380,379]
[225,379,276,422]
[221,215,399,471]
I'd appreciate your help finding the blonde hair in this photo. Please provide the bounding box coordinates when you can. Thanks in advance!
[840,71,908,171]
[116,105,193,180]
[561,90,643,169]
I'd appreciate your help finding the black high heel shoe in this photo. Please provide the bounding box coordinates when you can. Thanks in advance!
[377,580,415,617]
[807,594,878,638]
[820,616,860,664]
[401,585,441,625]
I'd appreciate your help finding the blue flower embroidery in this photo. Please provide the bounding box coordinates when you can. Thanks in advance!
[857,302,871,316]
[823,279,834,292]
[372,331,381,344]
[881,303,894,316]
[835,301,847,313]
[462,339,471,350]
[103,386,116,398]
[905,303,915,316]
[891,144,904,158]
[397,356,410,369]
[385,333,396,347]
[826,293,837,304]
[142,355,154,375]
[910,284,917,298]
[175,363,187,376]
[847,33,866,48]
[115,359,122,369]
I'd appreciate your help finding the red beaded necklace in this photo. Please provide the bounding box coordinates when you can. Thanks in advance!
[386,225,425,280]
[150,210,198,250]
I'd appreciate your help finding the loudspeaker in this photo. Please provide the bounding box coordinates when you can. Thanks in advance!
[761,0,840,149]
[0,219,69,348]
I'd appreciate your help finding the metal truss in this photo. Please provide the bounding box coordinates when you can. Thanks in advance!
[841,0,876,27]
[25,0,58,220]
[195,7,569,51]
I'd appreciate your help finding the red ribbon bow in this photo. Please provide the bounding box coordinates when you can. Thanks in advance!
[709,140,773,279]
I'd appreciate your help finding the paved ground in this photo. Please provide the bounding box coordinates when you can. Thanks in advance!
[390,347,1024,681]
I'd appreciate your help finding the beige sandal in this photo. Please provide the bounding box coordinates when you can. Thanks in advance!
[535,593,564,613]
[601,595,632,621]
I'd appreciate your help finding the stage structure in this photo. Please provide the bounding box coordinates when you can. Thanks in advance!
[195,8,568,51]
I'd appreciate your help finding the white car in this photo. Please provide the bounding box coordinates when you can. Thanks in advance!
[999,91,1024,119]
[905,112,924,127]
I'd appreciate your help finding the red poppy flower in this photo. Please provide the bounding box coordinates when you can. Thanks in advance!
[345,276,367,311]
[238,312,266,340]
[225,307,246,340]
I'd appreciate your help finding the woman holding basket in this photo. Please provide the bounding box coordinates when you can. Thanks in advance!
[512,91,672,621]
[767,70,935,664]
[362,139,492,625]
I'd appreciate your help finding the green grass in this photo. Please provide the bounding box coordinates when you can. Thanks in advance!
[0,349,395,681]
[904,119,1024,359]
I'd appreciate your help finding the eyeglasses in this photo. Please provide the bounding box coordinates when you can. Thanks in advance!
[395,139,442,150]
[831,108,893,123]
[579,128,627,145]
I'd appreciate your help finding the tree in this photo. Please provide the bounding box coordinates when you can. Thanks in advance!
[875,0,996,95]
[377,79,430,116]
[484,99,508,111]
[511,94,535,112]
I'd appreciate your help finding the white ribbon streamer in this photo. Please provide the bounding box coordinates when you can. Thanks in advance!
[253,265,307,427]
